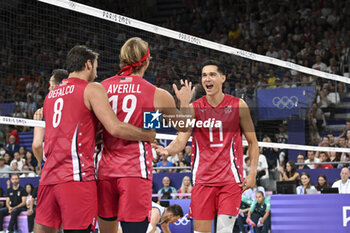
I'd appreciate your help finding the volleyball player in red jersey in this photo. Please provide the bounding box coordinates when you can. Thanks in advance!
[154,60,259,233]
[97,37,194,233]
[34,45,155,233]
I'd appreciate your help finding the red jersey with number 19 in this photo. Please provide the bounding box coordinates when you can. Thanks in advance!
[97,75,156,180]
[191,94,243,186]
[41,78,98,185]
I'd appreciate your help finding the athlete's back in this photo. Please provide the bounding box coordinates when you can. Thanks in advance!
[98,75,156,180]
[191,94,243,186]
[42,78,98,185]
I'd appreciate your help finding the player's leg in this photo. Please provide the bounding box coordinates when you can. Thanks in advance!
[190,185,218,233]
[97,216,119,233]
[120,218,149,233]
[57,181,97,232]
[216,183,242,233]
[35,185,61,232]
[97,179,119,233]
[117,178,152,233]
[34,223,58,233]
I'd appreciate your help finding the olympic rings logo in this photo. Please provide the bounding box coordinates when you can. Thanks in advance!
[272,96,298,109]
[174,214,191,225]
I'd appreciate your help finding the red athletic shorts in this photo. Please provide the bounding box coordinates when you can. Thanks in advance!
[97,177,152,222]
[35,181,97,230]
[189,183,242,220]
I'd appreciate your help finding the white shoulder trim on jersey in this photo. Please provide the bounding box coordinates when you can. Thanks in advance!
[138,141,147,179]
[230,138,241,183]
[192,139,200,186]
[71,124,81,181]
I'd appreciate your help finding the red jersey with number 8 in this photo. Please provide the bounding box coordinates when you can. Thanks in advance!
[191,94,243,186]
[97,75,156,180]
[41,78,98,185]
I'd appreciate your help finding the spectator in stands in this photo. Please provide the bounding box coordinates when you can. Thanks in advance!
[339,120,350,138]
[243,183,265,202]
[279,161,299,181]
[243,156,251,178]
[18,146,26,159]
[327,133,336,147]
[177,176,192,199]
[11,161,20,173]
[25,151,37,171]
[0,174,27,233]
[10,152,25,171]
[317,152,333,169]
[0,188,4,208]
[4,135,19,157]
[312,55,327,71]
[20,164,35,178]
[316,86,340,119]
[236,195,253,233]
[318,136,330,148]
[305,150,320,169]
[27,186,37,233]
[315,174,330,192]
[184,145,191,166]
[3,153,11,166]
[296,172,316,194]
[0,133,5,148]
[307,109,320,145]
[336,137,348,148]
[0,156,12,178]
[329,151,340,168]
[260,136,279,170]
[332,167,350,193]
[296,154,309,170]
[246,191,271,233]
[257,153,269,180]
[157,176,177,201]
[0,148,5,158]
[275,124,288,164]
[156,156,175,173]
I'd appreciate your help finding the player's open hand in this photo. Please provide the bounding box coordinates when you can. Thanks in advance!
[151,144,169,157]
[172,79,195,105]
[240,171,256,193]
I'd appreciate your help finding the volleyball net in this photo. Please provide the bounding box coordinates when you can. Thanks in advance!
[1,0,350,162]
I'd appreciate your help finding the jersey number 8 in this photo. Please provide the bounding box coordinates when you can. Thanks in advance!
[53,98,64,128]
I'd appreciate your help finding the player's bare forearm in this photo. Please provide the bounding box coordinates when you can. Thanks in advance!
[117,122,155,143]
[165,131,192,155]
[161,223,171,233]
[262,210,270,222]
[247,139,259,173]
[239,99,259,191]
[32,127,44,165]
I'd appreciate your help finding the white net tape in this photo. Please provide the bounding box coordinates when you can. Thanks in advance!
[39,0,350,84]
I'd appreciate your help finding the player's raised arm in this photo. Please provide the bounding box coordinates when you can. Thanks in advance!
[85,82,155,143]
[154,79,195,132]
[153,128,192,157]
[239,99,259,193]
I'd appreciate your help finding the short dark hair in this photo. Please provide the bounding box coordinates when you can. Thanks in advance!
[167,204,184,218]
[10,173,19,179]
[66,45,99,74]
[51,69,68,85]
[201,60,226,76]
